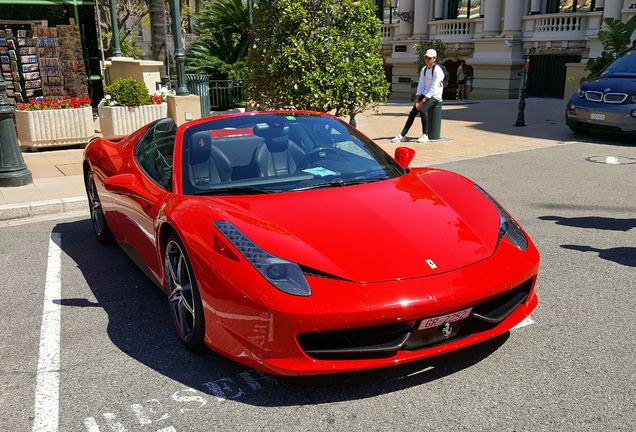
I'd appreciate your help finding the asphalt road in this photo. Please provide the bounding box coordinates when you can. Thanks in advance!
[1,140,634,432]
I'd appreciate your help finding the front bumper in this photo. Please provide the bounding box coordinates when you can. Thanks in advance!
[195,240,540,376]
[566,96,636,133]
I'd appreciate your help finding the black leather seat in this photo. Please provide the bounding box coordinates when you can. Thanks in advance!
[189,134,232,187]
[252,125,305,177]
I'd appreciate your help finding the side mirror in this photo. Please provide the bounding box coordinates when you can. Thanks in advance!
[104,173,158,205]
[394,146,415,169]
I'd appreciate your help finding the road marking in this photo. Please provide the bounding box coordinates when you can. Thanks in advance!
[32,232,62,432]
[512,316,535,330]
[83,371,279,430]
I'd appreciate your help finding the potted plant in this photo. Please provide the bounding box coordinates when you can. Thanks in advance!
[98,78,168,138]
[14,96,94,150]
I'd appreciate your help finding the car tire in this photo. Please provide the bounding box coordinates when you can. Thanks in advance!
[164,233,206,352]
[86,170,113,244]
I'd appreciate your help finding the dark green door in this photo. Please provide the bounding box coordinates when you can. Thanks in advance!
[527,55,581,98]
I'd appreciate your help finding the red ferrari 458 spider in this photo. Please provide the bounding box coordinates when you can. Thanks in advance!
[84,111,539,376]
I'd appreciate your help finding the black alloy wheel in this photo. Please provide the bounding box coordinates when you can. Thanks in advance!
[165,234,206,351]
[86,171,112,244]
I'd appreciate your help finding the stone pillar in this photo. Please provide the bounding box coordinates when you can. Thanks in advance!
[434,0,444,19]
[413,0,431,37]
[503,0,523,35]
[595,0,605,11]
[483,0,502,35]
[529,0,541,15]
[603,0,622,20]
[399,0,414,38]
[167,95,202,126]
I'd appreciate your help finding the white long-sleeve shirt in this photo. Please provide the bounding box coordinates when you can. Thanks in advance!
[415,64,444,101]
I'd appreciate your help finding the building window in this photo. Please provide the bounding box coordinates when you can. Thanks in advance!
[448,0,481,19]
[546,0,595,13]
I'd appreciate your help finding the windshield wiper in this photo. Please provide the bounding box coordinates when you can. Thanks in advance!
[290,177,389,192]
[194,186,277,195]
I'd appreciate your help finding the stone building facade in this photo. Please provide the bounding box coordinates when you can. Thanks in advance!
[382,0,636,100]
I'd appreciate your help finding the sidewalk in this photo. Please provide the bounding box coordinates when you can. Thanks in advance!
[0,98,574,222]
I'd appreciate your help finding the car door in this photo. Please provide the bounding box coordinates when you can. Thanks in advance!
[117,118,177,283]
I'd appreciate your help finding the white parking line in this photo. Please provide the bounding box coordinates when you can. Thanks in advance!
[512,316,535,330]
[32,232,62,432]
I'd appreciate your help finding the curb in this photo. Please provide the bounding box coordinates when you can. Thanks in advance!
[0,196,88,222]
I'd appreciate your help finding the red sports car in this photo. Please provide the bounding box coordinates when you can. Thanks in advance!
[84,112,539,376]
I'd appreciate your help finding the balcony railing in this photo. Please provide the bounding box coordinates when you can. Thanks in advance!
[522,11,603,40]
[381,23,399,43]
[428,19,480,42]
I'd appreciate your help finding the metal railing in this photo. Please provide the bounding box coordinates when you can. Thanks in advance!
[522,11,603,39]
[184,75,246,116]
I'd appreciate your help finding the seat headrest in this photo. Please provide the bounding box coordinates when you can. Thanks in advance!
[191,134,211,164]
[253,124,290,153]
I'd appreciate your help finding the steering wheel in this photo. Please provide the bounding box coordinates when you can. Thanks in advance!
[298,147,341,169]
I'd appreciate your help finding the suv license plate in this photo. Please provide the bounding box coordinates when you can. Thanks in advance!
[591,113,605,121]
[418,307,473,330]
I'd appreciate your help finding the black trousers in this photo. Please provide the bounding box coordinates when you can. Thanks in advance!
[400,98,439,136]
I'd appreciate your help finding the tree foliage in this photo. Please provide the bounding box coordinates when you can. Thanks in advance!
[246,0,389,120]
[185,0,249,80]
[97,0,148,58]
[586,16,636,75]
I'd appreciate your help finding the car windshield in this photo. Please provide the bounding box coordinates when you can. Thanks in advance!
[602,50,636,78]
[181,113,404,195]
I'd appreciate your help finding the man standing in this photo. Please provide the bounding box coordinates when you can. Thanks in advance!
[392,49,445,143]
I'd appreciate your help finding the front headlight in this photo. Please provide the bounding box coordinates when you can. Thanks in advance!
[213,221,311,296]
[474,185,528,251]
[576,88,585,98]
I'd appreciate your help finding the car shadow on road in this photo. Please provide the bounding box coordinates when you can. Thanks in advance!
[52,218,510,407]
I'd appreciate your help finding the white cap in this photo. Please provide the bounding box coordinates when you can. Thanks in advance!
[425,49,437,58]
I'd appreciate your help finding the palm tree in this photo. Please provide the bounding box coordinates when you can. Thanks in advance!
[586,16,636,75]
[149,0,168,73]
[185,0,249,80]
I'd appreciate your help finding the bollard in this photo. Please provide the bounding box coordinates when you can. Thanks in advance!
[0,75,32,187]
[186,74,211,117]
[427,101,443,140]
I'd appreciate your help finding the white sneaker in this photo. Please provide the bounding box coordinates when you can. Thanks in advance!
[417,134,429,143]
[391,134,406,142]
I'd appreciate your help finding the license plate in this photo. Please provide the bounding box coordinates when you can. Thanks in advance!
[418,307,473,330]
[591,113,605,121]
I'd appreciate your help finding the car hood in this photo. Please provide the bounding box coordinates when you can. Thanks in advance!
[581,76,636,95]
[199,169,501,283]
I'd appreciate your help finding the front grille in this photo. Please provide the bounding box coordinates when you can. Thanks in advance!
[584,91,628,104]
[585,91,603,102]
[603,93,628,103]
[297,278,535,360]
[297,321,416,360]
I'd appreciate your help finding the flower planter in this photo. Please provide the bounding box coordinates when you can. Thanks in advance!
[15,106,95,150]
[98,103,167,139]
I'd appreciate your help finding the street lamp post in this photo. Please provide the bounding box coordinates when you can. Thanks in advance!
[109,0,122,57]
[169,0,189,96]
[514,55,530,127]
[0,75,32,187]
